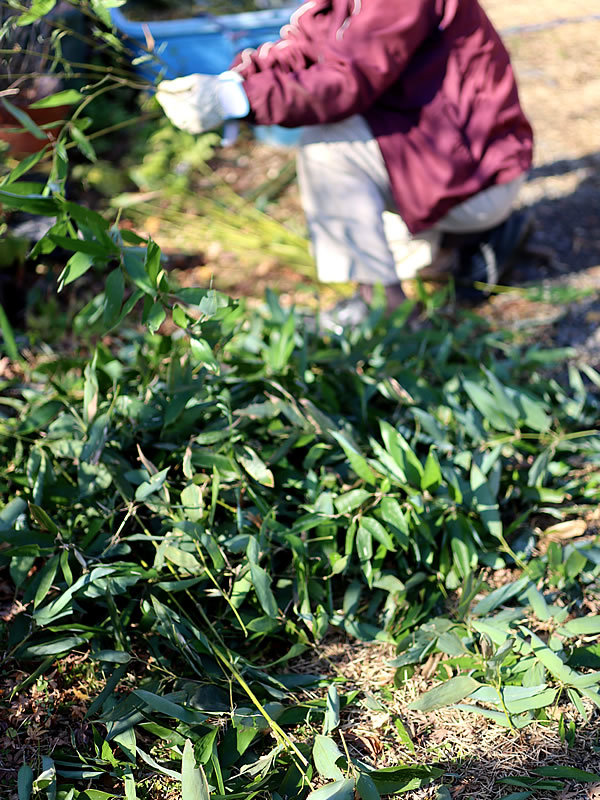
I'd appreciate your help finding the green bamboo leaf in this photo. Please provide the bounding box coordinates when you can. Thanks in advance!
[578,686,600,708]
[58,252,95,288]
[18,764,34,800]
[70,125,97,162]
[124,767,137,800]
[142,299,166,334]
[106,288,144,332]
[482,367,519,421]
[135,468,169,501]
[306,779,355,800]
[15,0,57,24]
[527,630,581,685]
[571,672,600,690]
[51,234,114,258]
[334,489,371,514]
[369,764,443,794]
[527,450,550,487]
[356,773,381,800]
[422,449,442,491]
[376,497,410,549]
[323,685,340,735]
[112,726,137,763]
[472,576,530,616]
[190,336,220,368]
[525,585,551,621]
[103,268,125,328]
[0,499,27,533]
[237,446,274,487]
[163,546,201,573]
[498,776,565,790]
[95,651,132,664]
[567,687,588,721]
[408,675,481,712]
[19,636,89,658]
[0,189,57,214]
[379,421,423,486]
[470,685,557,714]
[331,431,377,486]
[533,766,600,782]
[180,483,204,523]
[370,439,408,485]
[453,704,532,729]
[34,756,55,795]
[10,554,35,589]
[2,149,48,185]
[123,249,156,295]
[569,642,600,670]
[181,739,210,800]
[394,718,415,752]
[356,524,373,564]
[33,555,60,609]
[313,735,344,780]
[446,514,477,578]
[510,390,552,433]
[470,462,502,538]
[134,690,207,725]
[0,302,19,361]
[90,0,116,26]
[1,99,46,139]
[249,563,278,619]
[29,504,60,537]
[463,379,513,432]
[34,567,115,626]
[436,631,467,657]
[359,516,396,552]
[29,89,83,109]
[560,616,600,637]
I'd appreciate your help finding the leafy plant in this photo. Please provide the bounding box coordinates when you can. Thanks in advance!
[1,3,600,799]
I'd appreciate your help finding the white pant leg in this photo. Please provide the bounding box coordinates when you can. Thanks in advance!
[382,212,442,280]
[297,115,399,285]
[297,115,525,283]
[383,177,525,279]
[436,176,526,234]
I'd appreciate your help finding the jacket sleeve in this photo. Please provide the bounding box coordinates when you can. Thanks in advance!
[230,3,322,79]
[237,0,440,127]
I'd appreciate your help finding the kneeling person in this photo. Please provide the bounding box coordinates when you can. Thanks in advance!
[157,0,533,324]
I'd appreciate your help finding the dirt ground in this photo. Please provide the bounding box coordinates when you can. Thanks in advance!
[478,1,600,361]
[291,636,600,800]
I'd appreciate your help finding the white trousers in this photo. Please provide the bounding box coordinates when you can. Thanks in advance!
[297,114,525,284]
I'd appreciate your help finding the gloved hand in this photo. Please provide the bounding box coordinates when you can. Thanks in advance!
[156,72,249,135]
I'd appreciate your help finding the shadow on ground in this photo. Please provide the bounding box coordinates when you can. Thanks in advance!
[516,151,600,280]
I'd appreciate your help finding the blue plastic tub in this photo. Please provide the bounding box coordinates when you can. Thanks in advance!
[110,4,302,145]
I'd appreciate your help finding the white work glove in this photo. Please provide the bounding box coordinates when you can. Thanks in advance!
[155,72,249,135]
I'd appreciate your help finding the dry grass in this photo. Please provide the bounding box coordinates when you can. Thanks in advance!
[291,637,600,800]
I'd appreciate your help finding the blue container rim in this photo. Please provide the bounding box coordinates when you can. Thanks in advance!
[110,4,297,37]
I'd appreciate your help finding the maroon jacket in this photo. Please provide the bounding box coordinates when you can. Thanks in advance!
[232,0,533,233]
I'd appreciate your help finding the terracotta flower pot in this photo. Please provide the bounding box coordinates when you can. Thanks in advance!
[0,103,69,157]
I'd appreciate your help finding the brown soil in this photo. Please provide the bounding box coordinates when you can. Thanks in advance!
[291,637,600,800]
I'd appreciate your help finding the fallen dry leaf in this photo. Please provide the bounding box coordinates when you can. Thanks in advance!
[543,519,588,539]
